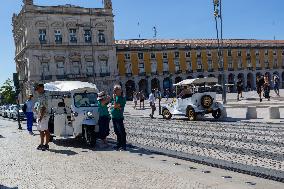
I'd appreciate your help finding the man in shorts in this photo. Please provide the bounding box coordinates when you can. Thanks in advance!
[35,84,50,151]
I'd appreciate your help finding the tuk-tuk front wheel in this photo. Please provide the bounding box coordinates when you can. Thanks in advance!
[83,125,96,147]
[162,109,172,120]
[212,108,222,119]
[187,107,196,121]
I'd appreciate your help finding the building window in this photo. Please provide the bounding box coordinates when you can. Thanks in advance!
[139,62,145,73]
[237,50,242,57]
[163,52,168,59]
[185,51,191,58]
[163,61,169,71]
[69,29,77,43]
[207,50,212,57]
[125,62,132,74]
[227,50,232,57]
[42,62,49,73]
[175,61,180,72]
[86,62,94,75]
[151,61,157,73]
[100,60,108,73]
[247,59,252,68]
[54,30,62,44]
[196,51,201,58]
[138,53,144,60]
[246,49,250,57]
[186,61,192,71]
[124,53,130,60]
[256,59,260,68]
[238,59,242,69]
[98,30,105,43]
[84,30,92,43]
[265,49,269,56]
[273,59,278,67]
[264,60,269,68]
[56,62,64,75]
[151,53,156,59]
[255,50,259,56]
[174,52,180,58]
[197,60,202,69]
[39,29,47,44]
[208,59,213,70]
[273,50,277,56]
[228,59,233,69]
[72,62,80,74]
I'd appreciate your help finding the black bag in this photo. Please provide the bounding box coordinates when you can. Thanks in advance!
[22,103,27,113]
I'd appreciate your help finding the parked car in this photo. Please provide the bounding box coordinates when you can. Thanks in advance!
[3,105,11,118]
[0,106,4,117]
[162,77,224,121]
[10,104,26,120]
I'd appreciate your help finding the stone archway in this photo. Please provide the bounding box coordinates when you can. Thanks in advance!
[247,73,254,91]
[163,77,172,91]
[218,74,223,85]
[151,78,160,90]
[125,80,135,100]
[197,75,204,78]
[138,79,148,95]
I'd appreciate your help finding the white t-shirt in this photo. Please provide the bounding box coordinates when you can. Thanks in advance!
[148,93,155,103]
[25,100,34,113]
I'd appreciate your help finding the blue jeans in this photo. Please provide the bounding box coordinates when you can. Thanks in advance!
[25,112,34,132]
[112,118,126,148]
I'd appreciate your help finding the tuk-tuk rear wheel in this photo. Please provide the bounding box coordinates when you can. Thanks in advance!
[212,108,222,119]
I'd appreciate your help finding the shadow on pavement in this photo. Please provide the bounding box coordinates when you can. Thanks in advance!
[48,149,78,156]
[0,185,18,189]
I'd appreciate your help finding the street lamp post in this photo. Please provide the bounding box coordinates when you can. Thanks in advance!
[213,0,227,104]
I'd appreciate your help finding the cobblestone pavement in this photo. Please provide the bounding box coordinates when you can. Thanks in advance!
[0,118,283,189]
[120,116,284,181]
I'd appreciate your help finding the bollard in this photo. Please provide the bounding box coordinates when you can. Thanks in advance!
[246,106,257,119]
[269,106,280,119]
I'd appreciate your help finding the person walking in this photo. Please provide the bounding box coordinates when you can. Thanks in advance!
[97,91,111,148]
[263,74,271,101]
[139,91,145,110]
[165,89,170,101]
[237,78,243,101]
[111,85,127,151]
[273,75,280,96]
[24,94,34,135]
[35,83,50,151]
[133,91,138,109]
[149,89,156,119]
[256,75,264,102]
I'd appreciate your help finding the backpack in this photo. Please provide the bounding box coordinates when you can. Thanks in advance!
[22,103,27,113]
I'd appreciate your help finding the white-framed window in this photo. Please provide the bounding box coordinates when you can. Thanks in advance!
[138,52,144,60]
[86,62,94,75]
[265,49,269,56]
[227,49,232,57]
[84,30,92,43]
[39,29,46,43]
[139,62,145,73]
[247,59,252,68]
[69,29,77,43]
[98,30,105,43]
[273,58,278,67]
[125,61,132,74]
[246,49,250,57]
[163,52,168,59]
[208,59,213,70]
[41,62,49,73]
[238,58,242,68]
[255,50,260,56]
[175,61,180,71]
[197,59,202,69]
[185,51,191,58]
[256,59,261,67]
[207,50,212,57]
[273,50,277,56]
[100,60,108,73]
[151,61,157,73]
[124,53,130,60]
[151,53,156,59]
[237,50,242,57]
[196,50,201,58]
[264,60,269,68]
[56,62,64,75]
[54,30,62,44]
[228,59,233,69]
[163,61,169,71]
[174,51,180,58]
[72,61,80,74]
[186,61,192,71]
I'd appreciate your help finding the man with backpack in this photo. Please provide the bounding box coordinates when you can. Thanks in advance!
[23,94,34,135]
[273,75,280,97]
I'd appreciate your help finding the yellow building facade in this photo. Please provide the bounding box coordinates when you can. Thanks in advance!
[116,39,284,98]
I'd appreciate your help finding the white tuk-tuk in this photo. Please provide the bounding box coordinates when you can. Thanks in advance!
[162,77,224,121]
[43,81,100,147]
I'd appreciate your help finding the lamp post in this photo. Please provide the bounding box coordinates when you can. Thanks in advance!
[213,0,227,104]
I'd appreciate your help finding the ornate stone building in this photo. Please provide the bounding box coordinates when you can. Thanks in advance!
[13,0,117,101]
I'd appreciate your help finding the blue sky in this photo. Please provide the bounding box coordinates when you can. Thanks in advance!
[0,0,283,85]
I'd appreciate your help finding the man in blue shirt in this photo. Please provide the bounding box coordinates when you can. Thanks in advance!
[25,94,34,135]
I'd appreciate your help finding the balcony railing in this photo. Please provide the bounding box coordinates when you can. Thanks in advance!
[265,66,270,69]
[186,70,193,74]
[218,68,224,71]
[100,72,110,77]
[139,72,146,76]
[247,67,254,71]
[256,67,262,70]
[163,71,169,75]
[273,66,279,69]
[175,70,182,74]
[125,73,132,77]
[238,67,243,71]
[208,69,214,72]
[151,71,158,76]
[228,68,234,71]
[196,69,204,72]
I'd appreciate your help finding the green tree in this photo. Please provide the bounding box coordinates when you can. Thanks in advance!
[0,79,16,104]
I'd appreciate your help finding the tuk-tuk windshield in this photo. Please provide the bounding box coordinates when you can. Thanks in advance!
[74,93,98,108]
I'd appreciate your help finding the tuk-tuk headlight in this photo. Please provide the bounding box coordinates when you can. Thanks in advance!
[87,112,93,118]
[73,112,78,117]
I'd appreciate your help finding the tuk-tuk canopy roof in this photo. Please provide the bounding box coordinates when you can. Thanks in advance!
[174,77,218,86]
[44,81,99,93]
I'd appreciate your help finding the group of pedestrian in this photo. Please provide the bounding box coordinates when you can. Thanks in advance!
[22,83,127,152]
[132,91,145,110]
[256,74,280,102]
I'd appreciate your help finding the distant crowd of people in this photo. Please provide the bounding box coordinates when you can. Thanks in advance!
[237,74,280,102]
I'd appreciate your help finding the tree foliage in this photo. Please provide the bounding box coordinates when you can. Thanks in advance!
[0,79,16,105]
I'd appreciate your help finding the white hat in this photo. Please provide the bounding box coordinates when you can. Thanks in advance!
[97,91,106,100]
